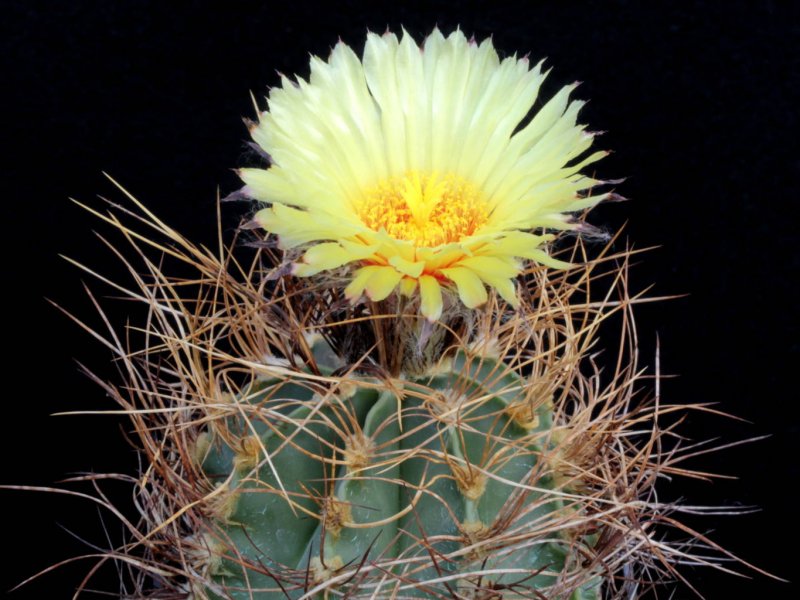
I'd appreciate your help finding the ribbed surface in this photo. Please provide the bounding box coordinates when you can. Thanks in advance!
[198,348,600,599]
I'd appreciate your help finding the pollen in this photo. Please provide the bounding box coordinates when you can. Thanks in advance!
[358,172,489,247]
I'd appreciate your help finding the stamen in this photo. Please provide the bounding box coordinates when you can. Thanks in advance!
[358,172,489,246]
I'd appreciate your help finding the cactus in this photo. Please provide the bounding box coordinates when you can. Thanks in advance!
[197,345,601,599]
[29,26,760,600]
[53,180,743,599]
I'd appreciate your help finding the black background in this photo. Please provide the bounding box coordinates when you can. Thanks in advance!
[2,1,798,598]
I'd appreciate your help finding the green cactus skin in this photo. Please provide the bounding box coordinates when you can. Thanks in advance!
[196,347,601,599]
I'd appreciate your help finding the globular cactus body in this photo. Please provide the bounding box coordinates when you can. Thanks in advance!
[197,344,599,599]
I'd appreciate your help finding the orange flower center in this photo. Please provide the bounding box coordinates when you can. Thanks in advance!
[358,172,489,247]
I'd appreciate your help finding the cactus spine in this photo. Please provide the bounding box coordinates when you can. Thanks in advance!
[197,346,600,599]
[53,188,745,598]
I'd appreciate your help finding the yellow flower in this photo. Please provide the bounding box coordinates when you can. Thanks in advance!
[241,28,611,321]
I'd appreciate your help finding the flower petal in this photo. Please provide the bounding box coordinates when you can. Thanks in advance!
[458,256,520,280]
[440,266,488,308]
[490,277,519,307]
[388,255,426,278]
[364,267,404,301]
[256,204,366,248]
[399,277,418,297]
[487,231,548,256]
[457,256,520,306]
[293,243,353,276]
[419,275,443,321]
[344,266,382,301]
[525,249,572,270]
[240,168,295,204]
[293,241,380,276]
[363,31,407,174]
